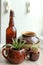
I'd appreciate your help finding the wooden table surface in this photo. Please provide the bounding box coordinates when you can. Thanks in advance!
[0,48,43,65]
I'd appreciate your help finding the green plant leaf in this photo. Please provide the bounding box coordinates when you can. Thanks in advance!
[3,39,25,50]
[31,46,38,51]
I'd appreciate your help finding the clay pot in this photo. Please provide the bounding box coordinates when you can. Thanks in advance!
[29,51,40,61]
[2,48,25,64]
[22,32,40,44]
[19,31,40,50]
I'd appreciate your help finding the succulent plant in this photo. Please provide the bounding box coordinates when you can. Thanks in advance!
[30,46,38,53]
[3,38,25,50]
[31,46,38,50]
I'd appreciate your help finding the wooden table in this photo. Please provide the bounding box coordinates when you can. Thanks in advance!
[0,48,43,65]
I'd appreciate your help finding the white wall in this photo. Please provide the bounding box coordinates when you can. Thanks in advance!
[1,0,43,44]
[10,0,42,36]
[41,0,43,35]
[1,0,10,44]
[0,0,1,42]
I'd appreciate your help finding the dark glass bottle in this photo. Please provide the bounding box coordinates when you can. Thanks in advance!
[6,10,17,44]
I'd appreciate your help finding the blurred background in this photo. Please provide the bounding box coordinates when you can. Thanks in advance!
[0,0,43,46]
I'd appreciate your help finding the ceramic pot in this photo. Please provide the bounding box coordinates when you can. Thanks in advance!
[29,51,40,61]
[2,48,25,64]
[22,32,40,45]
[19,31,40,49]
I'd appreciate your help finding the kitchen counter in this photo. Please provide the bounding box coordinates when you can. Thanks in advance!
[0,48,43,65]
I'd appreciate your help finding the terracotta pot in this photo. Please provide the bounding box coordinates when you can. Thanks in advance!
[29,51,40,61]
[2,48,25,64]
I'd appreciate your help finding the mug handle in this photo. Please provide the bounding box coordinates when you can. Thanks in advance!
[2,48,9,59]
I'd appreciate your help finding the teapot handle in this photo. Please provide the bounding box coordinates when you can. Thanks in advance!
[2,48,9,59]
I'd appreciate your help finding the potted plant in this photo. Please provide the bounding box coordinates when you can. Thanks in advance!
[29,46,40,61]
[2,39,26,64]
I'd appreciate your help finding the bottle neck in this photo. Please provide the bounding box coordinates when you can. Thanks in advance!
[9,16,14,27]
